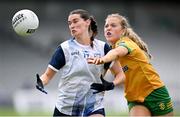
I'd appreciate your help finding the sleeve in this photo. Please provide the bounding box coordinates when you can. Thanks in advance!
[48,45,65,72]
[118,41,133,54]
[104,43,112,70]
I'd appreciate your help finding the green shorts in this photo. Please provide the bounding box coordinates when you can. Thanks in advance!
[128,86,173,116]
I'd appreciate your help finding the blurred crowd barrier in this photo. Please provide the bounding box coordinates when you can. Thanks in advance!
[12,88,128,115]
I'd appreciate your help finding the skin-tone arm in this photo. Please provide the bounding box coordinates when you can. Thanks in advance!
[88,46,128,65]
[110,60,125,86]
[40,67,56,86]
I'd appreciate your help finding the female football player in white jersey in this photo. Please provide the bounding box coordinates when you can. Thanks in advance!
[36,9,125,117]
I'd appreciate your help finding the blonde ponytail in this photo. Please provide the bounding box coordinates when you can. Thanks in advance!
[106,14,152,59]
[125,28,152,59]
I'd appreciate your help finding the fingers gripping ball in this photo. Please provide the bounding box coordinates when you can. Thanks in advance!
[12,9,39,36]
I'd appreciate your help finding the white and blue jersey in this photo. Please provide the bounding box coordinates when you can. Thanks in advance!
[48,38,111,116]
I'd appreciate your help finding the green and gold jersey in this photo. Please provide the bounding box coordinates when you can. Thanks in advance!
[114,36,164,102]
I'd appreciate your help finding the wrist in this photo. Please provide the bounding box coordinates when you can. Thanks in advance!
[101,58,105,64]
[111,82,115,89]
[106,82,114,90]
[112,81,117,86]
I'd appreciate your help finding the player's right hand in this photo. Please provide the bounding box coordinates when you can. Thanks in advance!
[36,74,47,94]
[91,75,114,94]
[87,57,104,65]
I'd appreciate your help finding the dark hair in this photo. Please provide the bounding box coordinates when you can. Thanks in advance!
[69,9,98,47]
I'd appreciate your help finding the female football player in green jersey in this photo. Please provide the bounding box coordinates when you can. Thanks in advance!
[88,13,174,116]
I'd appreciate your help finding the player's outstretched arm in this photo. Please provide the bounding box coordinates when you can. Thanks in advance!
[87,46,128,65]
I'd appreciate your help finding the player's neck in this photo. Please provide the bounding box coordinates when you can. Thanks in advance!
[75,35,90,46]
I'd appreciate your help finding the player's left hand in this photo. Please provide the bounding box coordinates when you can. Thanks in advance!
[36,74,48,94]
[91,75,114,94]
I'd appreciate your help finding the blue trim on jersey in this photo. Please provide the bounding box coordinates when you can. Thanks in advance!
[87,108,105,116]
[104,43,111,70]
[83,90,96,116]
[71,90,97,116]
[71,89,85,116]
[49,45,65,70]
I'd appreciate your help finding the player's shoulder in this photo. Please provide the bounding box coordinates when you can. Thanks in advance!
[60,38,74,48]
[122,36,140,49]
[121,36,135,44]
[94,38,106,45]
[116,36,133,46]
[94,39,110,51]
